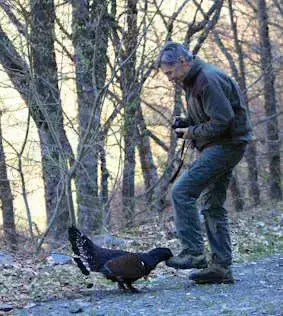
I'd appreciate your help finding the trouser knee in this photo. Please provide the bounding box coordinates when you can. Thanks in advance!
[171,181,195,203]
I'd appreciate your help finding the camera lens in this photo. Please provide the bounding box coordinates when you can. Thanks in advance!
[176,131,184,138]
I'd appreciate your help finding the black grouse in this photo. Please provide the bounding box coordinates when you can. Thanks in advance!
[68,226,173,292]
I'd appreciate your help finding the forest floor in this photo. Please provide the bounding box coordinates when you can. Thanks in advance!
[0,201,282,315]
[10,253,283,316]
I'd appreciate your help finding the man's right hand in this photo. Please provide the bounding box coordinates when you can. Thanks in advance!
[172,116,190,138]
[172,116,189,129]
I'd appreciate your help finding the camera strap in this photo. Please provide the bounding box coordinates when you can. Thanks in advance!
[169,140,186,184]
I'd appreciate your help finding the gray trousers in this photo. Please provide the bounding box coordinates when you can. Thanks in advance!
[171,143,247,267]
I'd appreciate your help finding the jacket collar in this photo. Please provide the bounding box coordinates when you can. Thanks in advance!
[182,57,204,87]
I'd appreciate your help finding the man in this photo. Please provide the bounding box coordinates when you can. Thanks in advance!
[157,42,252,284]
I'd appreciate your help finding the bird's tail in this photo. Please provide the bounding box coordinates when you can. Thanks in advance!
[68,225,99,275]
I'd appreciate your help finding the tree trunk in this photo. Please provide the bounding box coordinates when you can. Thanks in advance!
[257,0,282,200]
[0,112,17,248]
[72,0,109,233]
[121,0,139,221]
[136,107,162,213]
[30,0,71,240]
[245,142,261,205]
[100,140,110,230]
[227,0,261,206]
[158,86,182,208]
[229,170,244,212]
[0,5,74,241]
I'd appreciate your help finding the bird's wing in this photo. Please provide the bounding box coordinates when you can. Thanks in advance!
[104,254,147,280]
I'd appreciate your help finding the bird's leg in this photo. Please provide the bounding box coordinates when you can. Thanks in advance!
[125,282,140,293]
[117,282,126,291]
[116,277,126,291]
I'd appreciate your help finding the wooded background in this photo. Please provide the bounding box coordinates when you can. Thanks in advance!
[0,0,282,249]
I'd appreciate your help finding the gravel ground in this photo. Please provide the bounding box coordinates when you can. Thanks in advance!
[12,253,283,316]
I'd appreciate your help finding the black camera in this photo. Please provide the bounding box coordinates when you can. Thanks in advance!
[172,117,189,138]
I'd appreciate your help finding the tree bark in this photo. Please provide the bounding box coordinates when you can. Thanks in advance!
[0,3,74,241]
[227,0,261,206]
[121,0,139,221]
[229,170,245,212]
[30,0,72,240]
[158,86,182,208]
[136,107,162,213]
[72,0,110,233]
[100,139,110,229]
[0,112,17,248]
[257,0,282,200]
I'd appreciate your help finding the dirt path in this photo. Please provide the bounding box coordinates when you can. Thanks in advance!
[12,253,283,316]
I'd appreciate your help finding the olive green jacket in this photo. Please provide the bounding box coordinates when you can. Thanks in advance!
[183,58,252,151]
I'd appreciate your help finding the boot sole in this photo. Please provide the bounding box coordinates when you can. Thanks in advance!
[166,261,208,270]
[194,278,234,284]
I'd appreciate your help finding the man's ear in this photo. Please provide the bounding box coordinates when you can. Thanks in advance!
[178,56,186,64]
[179,56,191,67]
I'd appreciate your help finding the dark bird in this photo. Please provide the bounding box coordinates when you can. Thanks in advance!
[68,226,173,292]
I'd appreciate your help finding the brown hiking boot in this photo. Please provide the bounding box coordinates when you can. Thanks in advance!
[189,263,234,284]
[166,249,208,269]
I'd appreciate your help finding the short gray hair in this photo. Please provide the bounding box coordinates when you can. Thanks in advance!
[157,42,193,68]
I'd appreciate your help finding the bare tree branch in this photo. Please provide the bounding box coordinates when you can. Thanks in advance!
[192,0,224,55]
[0,0,26,36]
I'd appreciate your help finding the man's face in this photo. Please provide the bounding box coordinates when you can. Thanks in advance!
[160,58,191,84]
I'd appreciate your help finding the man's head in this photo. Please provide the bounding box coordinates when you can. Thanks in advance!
[157,42,194,84]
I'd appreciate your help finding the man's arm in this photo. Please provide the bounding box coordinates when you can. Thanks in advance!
[186,77,235,140]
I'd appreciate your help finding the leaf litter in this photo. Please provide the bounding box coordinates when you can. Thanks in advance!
[0,201,282,311]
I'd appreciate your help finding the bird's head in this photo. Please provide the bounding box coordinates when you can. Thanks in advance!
[148,247,173,262]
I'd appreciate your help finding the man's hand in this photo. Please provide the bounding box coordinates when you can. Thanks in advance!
[172,116,190,139]
[175,128,190,139]
[175,128,196,149]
